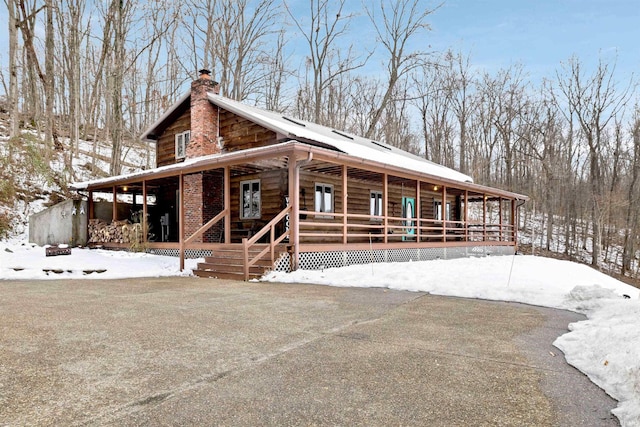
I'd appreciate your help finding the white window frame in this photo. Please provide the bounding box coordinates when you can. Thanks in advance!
[240,179,261,219]
[370,190,383,221]
[434,200,451,221]
[314,183,334,218]
[175,130,190,160]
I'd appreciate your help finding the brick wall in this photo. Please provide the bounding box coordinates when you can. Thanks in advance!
[203,170,224,242]
[183,171,224,243]
[183,173,204,244]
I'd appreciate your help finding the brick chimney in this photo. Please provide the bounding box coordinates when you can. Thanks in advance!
[188,69,220,159]
[183,70,224,244]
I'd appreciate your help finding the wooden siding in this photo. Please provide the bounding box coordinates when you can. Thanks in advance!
[295,170,459,244]
[156,109,190,167]
[230,169,288,241]
[219,109,278,152]
[155,107,278,167]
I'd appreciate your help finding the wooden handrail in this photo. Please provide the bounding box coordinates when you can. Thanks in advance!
[243,205,292,280]
[295,209,517,244]
[185,208,229,244]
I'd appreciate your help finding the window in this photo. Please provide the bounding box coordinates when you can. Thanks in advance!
[315,183,333,217]
[240,179,261,219]
[434,200,451,221]
[370,191,383,219]
[175,130,190,160]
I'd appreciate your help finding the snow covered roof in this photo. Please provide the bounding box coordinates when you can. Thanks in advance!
[206,94,474,184]
[81,90,529,199]
[140,89,473,184]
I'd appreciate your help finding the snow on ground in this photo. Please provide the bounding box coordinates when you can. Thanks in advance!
[0,239,198,280]
[1,241,639,426]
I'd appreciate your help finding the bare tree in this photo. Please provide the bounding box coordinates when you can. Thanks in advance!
[363,0,439,139]
[622,113,640,275]
[188,0,281,102]
[262,29,289,111]
[412,64,455,167]
[14,0,61,154]
[56,0,87,163]
[108,0,133,175]
[4,0,20,141]
[443,50,475,174]
[286,0,367,124]
[554,57,632,267]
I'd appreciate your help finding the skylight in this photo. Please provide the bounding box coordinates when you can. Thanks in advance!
[331,129,354,140]
[282,116,306,127]
[370,140,391,150]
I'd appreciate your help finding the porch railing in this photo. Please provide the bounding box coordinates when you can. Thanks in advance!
[242,205,291,280]
[298,210,515,244]
[184,208,229,245]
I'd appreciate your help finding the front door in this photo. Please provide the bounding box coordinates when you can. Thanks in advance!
[402,197,415,241]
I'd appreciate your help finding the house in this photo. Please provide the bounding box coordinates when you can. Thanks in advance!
[71,70,528,280]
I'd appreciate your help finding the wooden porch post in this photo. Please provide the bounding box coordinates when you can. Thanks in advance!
[142,180,147,244]
[288,155,299,270]
[112,185,117,221]
[499,197,503,241]
[88,190,94,221]
[383,173,388,243]
[179,173,185,271]
[483,193,487,241]
[342,165,348,244]
[442,186,447,242]
[464,190,468,242]
[224,166,231,244]
[511,198,517,247]
[416,180,421,242]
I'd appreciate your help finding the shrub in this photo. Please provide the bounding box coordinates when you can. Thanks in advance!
[0,211,12,239]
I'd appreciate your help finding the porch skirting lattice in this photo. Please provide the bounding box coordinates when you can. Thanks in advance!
[147,249,213,259]
[273,245,515,273]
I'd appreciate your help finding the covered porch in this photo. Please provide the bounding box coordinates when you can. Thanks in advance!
[74,142,527,280]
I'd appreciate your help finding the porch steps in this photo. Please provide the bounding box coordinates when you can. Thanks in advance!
[193,245,286,280]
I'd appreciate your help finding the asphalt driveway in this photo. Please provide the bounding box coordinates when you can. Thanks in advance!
[0,277,618,426]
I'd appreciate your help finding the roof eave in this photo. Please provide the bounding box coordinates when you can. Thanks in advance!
[139,90,191,142]
[72,142,528,201]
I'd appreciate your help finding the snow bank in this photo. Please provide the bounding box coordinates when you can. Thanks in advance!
[557,286,640,426]
[0,242,197,280]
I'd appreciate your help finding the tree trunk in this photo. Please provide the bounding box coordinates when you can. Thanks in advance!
[7,0,20,143]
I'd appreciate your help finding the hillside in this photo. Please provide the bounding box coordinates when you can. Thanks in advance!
[0,111,151,239]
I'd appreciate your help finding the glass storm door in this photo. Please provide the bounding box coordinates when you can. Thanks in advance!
[402,197,415,241]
